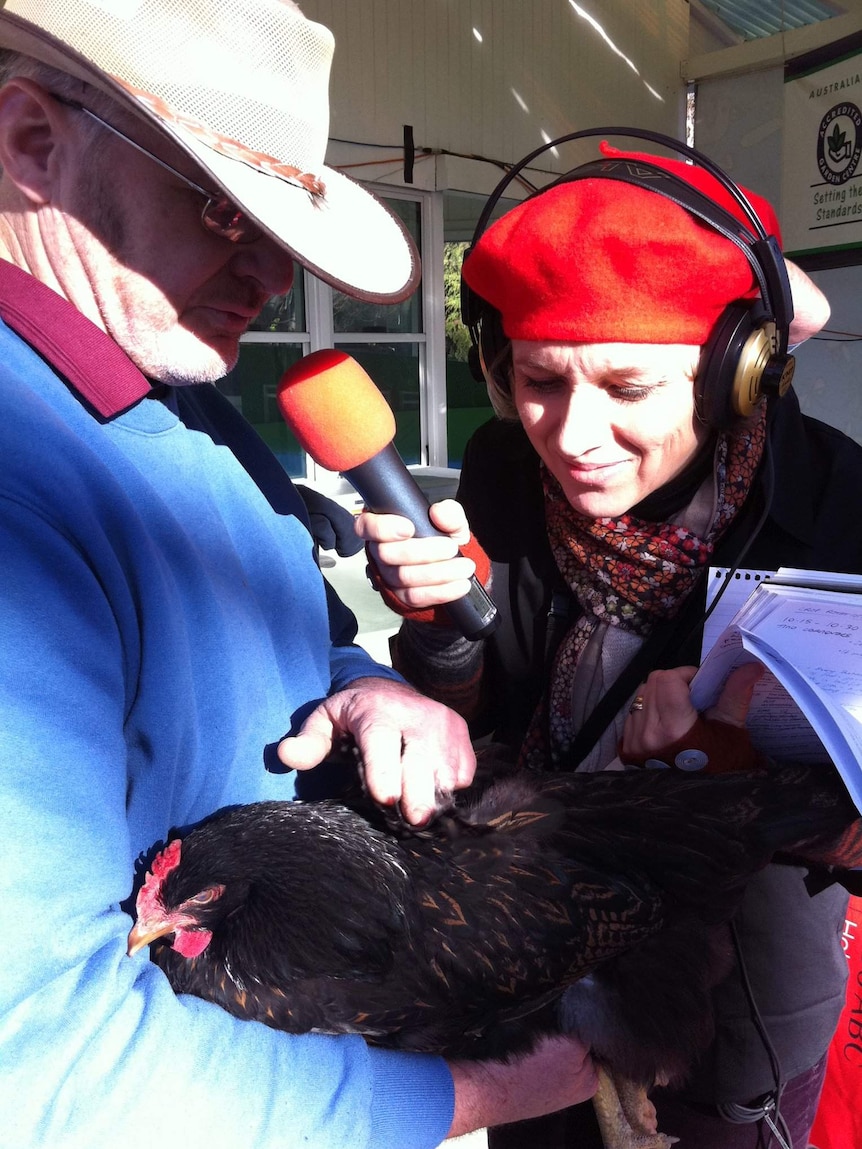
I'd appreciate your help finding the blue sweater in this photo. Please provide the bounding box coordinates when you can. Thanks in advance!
[0,270,453,1149]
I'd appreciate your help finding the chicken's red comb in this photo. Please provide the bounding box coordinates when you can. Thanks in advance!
[136,839,182,915]
[276,349,396,472]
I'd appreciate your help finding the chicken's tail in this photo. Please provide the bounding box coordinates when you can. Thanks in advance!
[714,760,862,874]
[525,760,862,919]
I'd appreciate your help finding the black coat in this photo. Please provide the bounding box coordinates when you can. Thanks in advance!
[459,390,862,751]
[455,389,862,1107]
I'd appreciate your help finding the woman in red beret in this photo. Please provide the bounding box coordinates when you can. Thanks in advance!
[357,144,861,1148]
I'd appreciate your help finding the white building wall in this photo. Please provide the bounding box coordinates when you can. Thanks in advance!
[300,0,690,197]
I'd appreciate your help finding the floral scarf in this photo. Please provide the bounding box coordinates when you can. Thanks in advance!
[519,408,767,770]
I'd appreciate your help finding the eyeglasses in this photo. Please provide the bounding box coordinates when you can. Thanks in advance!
[51,94,264,245]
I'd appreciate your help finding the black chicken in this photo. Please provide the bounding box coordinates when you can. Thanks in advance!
[128,757,862,1149]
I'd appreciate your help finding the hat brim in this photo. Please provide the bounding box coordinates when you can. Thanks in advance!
[0,11,421,303]
[171,126,421,304]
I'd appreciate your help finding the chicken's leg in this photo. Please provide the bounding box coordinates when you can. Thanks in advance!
[592,1066,679,1149]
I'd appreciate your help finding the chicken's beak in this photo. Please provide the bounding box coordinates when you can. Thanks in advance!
[127,919,175,957]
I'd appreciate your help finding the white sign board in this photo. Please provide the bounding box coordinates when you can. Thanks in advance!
[782,52,862,258]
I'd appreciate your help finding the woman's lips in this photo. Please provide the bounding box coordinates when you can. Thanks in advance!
[564,459,631,483]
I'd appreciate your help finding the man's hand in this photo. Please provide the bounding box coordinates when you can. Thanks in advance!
[355,499,475,610]
[446,1035,597,1138]
[277,676,476,825]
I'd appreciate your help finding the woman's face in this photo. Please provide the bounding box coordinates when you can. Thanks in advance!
[511,341,709,519]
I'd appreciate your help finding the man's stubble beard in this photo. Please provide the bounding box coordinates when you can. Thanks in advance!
[71,155,238,387]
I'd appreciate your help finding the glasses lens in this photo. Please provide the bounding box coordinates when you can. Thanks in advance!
[202,196,262,245]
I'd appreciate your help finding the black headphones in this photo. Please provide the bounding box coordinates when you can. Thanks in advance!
[461,127,797,430]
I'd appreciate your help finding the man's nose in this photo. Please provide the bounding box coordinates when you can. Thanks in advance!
[229,237,295,299]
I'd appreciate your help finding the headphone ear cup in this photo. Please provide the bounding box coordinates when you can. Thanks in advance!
[479,307,506,384]
[697,304,796,429]
[467,341,485,384]
[696,305,766,429]
[465,301,507,387]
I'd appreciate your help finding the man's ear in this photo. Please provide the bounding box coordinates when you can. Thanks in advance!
[0,79,67,206]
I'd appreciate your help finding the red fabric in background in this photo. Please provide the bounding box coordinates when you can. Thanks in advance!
[809,895,862,1149]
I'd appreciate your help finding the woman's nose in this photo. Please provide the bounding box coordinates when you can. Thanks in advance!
[552,386,610,458]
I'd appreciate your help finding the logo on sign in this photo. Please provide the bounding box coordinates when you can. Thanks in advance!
[817,102,862,184]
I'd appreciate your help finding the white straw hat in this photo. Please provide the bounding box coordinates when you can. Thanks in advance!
[0,0,420,302]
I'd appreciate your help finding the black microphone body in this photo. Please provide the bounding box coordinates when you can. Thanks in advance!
[345,443,498,641]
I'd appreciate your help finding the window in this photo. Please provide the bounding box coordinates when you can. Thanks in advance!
[444,239,492,467]
[442,191,519,466]
[216,187,515,480]
[217,193,427,482]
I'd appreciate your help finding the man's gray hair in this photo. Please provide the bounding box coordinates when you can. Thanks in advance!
[0,50,130,146]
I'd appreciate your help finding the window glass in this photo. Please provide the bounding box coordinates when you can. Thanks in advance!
[247,272,306,333]
[216,343,307,476]
[442,192,519,465]
[338,342,421,465]
[444,239,493,466]
[333,200,422,335]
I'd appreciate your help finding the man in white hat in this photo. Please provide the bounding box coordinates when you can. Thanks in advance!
[0,2,596,1146]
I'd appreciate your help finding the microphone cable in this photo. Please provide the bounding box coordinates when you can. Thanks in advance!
[679,407,777,654]
[716,919,791,1149]
[681,407,791,1149]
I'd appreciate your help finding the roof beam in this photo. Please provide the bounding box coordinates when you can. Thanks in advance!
[683,9,862,81]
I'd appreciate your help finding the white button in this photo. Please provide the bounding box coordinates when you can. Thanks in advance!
[645,758,671,770]
[674,749,709,771]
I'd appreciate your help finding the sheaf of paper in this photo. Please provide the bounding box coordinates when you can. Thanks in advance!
[691,584,862,811]
[745,588,862,741]
[745,634,862,813]
[703,567,862,660]
[690,625,827,763]
[702,568,774,657]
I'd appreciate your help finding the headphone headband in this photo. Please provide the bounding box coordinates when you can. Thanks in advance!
[469,126,770,241]
[462,126,796,427]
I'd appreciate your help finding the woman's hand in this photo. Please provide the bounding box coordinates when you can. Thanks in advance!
[620,662,765,771]
[355,499,478,611]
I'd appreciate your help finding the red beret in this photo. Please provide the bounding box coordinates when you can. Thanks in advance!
[462,143,783,345]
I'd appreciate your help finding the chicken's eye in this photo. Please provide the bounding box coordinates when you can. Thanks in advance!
[184,884,225,907]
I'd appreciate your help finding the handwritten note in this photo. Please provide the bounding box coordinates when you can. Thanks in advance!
[691,575,862,813]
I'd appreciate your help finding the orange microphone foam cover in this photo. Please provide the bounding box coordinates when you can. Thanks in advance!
[277,349,397,472]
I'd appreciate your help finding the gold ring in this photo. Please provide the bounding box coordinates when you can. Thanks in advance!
[629,696,645,713]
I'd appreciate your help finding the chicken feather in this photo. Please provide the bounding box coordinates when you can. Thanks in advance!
[128,759,861,1147]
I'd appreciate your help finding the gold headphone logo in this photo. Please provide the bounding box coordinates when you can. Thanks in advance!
[733,321,795,417]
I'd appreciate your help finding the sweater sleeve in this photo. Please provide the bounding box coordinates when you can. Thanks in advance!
[323,569,405,693]
[391,617,486,722]
[0,495,450,1149]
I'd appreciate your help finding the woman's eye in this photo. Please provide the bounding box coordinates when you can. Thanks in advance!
[609,384,653,402]
[519,375,561,394]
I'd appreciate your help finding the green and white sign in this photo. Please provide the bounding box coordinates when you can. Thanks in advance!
[782,49,862,258]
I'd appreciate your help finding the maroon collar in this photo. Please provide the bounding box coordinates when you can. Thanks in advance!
[0,259,152,417]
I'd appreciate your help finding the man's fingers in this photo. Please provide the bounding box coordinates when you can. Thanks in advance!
[354,725,407,810]
[396,753,439,826]
[276,680,476,826]
[277,728,334,771]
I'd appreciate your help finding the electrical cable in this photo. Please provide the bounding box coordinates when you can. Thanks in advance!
[677,406,776,654]
[719,919,791,1149]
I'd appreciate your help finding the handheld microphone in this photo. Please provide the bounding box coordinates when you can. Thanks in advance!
[277,349,499,640]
